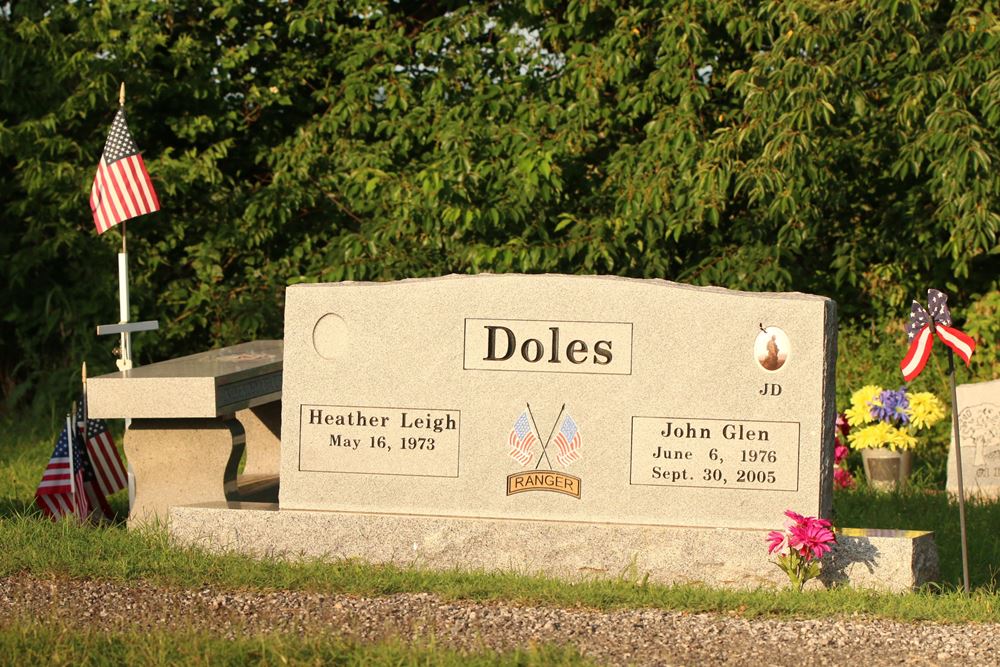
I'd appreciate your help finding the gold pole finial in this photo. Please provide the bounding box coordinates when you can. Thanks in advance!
[119,82,125,106]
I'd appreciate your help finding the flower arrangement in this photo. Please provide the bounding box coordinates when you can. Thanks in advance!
[844,385,945,451]
[833,413,854,489]
[767,510,837,591]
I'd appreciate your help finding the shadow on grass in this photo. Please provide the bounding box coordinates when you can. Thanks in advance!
[0,497,36,518]
[0,496,129,527]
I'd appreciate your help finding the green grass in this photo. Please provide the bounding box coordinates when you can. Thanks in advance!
[1,512,998,622]
[0,619,589,667]
[3,414,1000,625]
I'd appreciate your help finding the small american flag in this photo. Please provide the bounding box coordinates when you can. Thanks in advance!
[77,430,114,521]
[77,404,127,498]
[35,418,89,521]
[554,414,582,466]
[90,108,160,234]
[508,411,536,466]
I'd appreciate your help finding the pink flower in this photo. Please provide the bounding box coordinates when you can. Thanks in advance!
[788,518,836,560]
[766,529,790,555]
[783,509,806,526]
[769,510,837,590]
[834,466,855,489]
[834,444,849,464]
[836,413,849,438]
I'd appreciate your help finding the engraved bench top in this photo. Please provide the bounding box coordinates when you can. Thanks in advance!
[88,340,282,419]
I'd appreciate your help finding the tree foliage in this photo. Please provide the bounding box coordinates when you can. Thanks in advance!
[1,0,998,409]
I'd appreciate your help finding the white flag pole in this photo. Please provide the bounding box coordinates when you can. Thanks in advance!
[81,362,88,423]
[66,408,80,520]
[117,249,132,372]
[116,83,133,373]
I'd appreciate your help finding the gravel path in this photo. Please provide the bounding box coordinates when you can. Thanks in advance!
[2,575,998,666]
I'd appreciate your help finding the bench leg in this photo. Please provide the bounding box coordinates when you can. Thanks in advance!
[236,403,281,478]
[125,417,245,527]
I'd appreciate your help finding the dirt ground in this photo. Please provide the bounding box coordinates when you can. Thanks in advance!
[2,574,998,666]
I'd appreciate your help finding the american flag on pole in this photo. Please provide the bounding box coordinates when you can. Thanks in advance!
[554,413,582,466]
[90,108,160,234]
[35,417,89,521]
[76,403,127,500]
[508,411,536,466]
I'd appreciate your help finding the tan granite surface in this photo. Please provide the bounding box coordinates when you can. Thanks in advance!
[126,417,246,526]
[237,404,281,478]
[170,503,936,593]
[279,275,837,530]
[88,340,282,418]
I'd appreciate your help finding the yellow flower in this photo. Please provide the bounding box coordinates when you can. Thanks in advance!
[906,392,945,430]
[887,427,918,451]
[848,421,891,449]
[848,422,918,451]
[845,385,882,427]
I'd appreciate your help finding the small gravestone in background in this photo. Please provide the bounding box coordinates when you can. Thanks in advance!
[947,379,1000,500]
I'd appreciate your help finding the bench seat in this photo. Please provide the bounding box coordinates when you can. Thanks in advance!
[87,340,282,525]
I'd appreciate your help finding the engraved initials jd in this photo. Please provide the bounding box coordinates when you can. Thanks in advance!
[759,383,782,396]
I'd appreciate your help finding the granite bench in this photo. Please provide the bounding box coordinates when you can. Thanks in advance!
[87,340,282,525]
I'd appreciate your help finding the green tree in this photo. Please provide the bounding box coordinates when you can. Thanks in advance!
[2,0,997,411]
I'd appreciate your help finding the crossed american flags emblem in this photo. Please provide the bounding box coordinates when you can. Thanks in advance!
[508,404,582,468]
[508,412,537,465]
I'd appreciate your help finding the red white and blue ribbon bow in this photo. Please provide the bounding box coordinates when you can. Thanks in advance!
[900,288,976,382]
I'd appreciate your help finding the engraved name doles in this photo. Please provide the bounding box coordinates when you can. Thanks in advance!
[630,417,800,491]
[298,405,461,477]
[464,318,632,375]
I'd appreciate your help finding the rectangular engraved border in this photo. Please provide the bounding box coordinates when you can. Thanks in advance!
[462,317,634,376]
[297,403,462,478]
[628,416,801,492]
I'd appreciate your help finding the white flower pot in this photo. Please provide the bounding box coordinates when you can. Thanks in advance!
[861,447,914,490]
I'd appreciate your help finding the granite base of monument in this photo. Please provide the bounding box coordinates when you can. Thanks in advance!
[169,502,938,593]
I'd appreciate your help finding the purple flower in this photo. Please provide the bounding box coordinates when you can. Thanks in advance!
[869,388,910,426]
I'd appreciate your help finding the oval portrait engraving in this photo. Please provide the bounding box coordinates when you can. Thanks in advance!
[754,326,790,371]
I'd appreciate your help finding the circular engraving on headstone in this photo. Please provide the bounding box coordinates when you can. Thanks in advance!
[754,326,790,371]
[313,313,348,359]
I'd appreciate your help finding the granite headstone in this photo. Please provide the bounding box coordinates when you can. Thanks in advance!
[947,378,1000,499]
[279,274,837,529]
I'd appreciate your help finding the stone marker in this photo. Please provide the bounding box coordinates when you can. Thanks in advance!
[280,274,837,529]
[171,504,938,592]
[167,274,938,591]
[947,378,1000,499]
